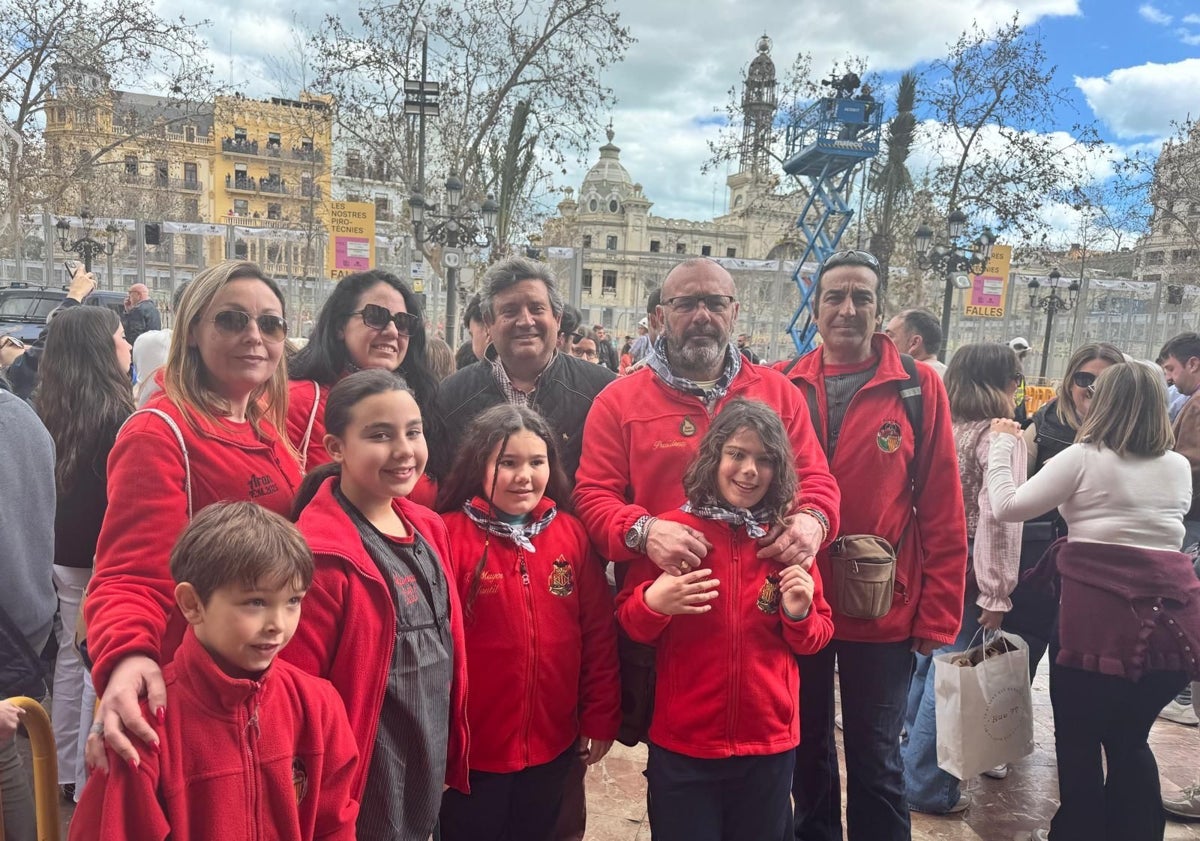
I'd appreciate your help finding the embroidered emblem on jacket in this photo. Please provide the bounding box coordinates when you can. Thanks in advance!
[549,557,575,596]
[876,420,902,453]
[757,573,781,614]
[680,416,697,437]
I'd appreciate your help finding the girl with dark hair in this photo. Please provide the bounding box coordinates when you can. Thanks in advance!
[287,369,469,841]
[615,398,834,841]
[34,307,134,802]
[434,404,619,841]
[287,269,443,506]
[903,343,1027,811]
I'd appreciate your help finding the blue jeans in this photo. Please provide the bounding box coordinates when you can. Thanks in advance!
[901,590,982,813]
[793,639,914,841]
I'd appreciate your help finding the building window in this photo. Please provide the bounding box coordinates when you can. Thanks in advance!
[608,198,619,213]
[581,269,593,294]
[650,240,661,253]
[184,236,201,264]
[183,162,198,188]
[676,242,686,254]
[1145,251,1165,266]
[582,235,592,248]
[1172,249,1196,262]
[701,245,712,256]
[268,132,281,149]
[375,195,391,221]
[347,193,361,204]
[155,160,169,187]
[602,270,617,294]
[234,127,247,142]
[124,155,138,175]
[185,125,196,143]
[234,239,248,258]
[588,198,599,212]
[301,138,313,152]
[726,247,737,258]
[1144,273,1163,283]
[267,203,282,220]
[233,199,249,216]
[346,151,364,178]
[301,175,315,197]
[606,235,617,250]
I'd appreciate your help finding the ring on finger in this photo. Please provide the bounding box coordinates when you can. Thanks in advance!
[89,722,105,736]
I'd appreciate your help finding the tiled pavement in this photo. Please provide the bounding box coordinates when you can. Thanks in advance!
[38,665,1200,839]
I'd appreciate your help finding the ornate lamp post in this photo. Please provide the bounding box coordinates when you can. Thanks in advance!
[1027,267,1079,379]
[913,209,995,350]
[56,210,119,286]
[409,174,499,346]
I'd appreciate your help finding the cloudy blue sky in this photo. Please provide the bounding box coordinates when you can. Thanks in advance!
[171,0,1195,236]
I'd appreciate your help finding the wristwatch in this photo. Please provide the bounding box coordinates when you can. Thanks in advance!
[624,515,655,553]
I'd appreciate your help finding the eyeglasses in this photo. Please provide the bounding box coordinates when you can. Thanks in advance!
[661,294,736,314]
[820,249,881,276]
[353,304,421,336]
[1071,371,1097,389]
[212,310,288,343]
[1010,372,1025,384]
[572,347,598,360]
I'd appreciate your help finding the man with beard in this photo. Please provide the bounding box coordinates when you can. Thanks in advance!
[574,259,840,784]
[437,256,614,484]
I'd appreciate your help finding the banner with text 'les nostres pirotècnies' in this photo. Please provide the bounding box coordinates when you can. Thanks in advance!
[963,244,1012,319]
[327,201,377,280]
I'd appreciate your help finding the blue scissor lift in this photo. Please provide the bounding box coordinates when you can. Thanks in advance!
[781,95,883,353]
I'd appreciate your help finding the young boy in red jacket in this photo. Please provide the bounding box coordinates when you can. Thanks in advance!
[70,502,359,841]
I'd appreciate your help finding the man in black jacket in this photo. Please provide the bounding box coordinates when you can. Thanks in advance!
[593,324,619,372]
[121,283,161,348]
[436,256,614,484]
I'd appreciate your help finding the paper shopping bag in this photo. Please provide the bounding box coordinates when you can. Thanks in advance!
[934,631,1034,780]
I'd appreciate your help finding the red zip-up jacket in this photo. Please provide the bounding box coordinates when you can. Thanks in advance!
[616,511,834,758]
[87,395,301,693]
[286,476,470,796]
[442,497,620,773]
[574,361,840,562]
[70,631,358,841]
[778,335,967,645]
[286,379,438,507]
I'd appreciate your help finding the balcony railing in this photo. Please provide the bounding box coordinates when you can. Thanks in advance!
[222,138,260,156]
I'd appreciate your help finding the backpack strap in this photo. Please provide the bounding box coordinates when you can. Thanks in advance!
[120,408,192,520]
[298,381,321,473]
[897,354,924,499]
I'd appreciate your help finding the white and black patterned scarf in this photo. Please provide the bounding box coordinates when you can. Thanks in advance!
[682,500,772,539]
[462,499,557,552]
[645,336,742,404]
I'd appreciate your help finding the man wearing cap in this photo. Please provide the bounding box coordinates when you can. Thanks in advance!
[778,249,966,839]
[1009,337,1031,424]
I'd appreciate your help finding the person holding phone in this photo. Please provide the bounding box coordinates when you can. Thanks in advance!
[2,263,97,398]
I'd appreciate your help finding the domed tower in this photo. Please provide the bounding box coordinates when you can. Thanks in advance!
[579,123,635,216]
[740,35,777,176]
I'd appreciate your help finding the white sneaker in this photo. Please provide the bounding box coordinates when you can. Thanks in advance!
[910,791,971,815]
[1158,699,1200,726]
[983,763,1009,779]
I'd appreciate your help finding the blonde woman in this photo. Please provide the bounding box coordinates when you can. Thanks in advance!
[989,362,1200,841]
[84,261,301,771]
[904,343,1026,813]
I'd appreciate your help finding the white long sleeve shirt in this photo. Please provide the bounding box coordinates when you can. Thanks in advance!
[987,436,1191,552]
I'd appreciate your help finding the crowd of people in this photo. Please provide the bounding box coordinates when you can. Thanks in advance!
[0,249,1198,841]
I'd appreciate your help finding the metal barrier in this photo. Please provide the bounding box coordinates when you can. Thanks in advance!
[2,697,60,841]
[1024,385,1056,416]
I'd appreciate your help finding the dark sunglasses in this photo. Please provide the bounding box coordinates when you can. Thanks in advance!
[354,303,421,336]
[661,294,736,314]
[820,249,881,276]
[212,310,288,343]
[1071,371,1097,389]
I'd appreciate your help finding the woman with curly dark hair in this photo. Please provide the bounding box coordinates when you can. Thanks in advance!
[34,306,134,802]
[288,269,443,505]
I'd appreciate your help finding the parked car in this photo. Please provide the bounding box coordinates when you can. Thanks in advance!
[0,283,127,344]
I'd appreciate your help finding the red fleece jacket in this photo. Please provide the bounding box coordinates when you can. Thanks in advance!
[70,631,358,841]
[778,335,967,645]
[616,511,834,758]
[87,395,301,693]
[573,362,840,562]
[286,379,437,507]
[442,497,620,773]
[286,477,470,796]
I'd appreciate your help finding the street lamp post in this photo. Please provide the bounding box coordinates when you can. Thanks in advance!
[1028,267,1079,379]
[409,174,499,346]
[913,209,995,351]
[56,210,118,286]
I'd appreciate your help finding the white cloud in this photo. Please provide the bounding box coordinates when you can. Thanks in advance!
[1185,14,1200,25]
[1139,3,1173,25]
[1076,58,1200,139]
[1178,29,1200,46]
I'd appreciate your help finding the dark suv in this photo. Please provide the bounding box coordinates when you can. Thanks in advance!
[0,283,128,343]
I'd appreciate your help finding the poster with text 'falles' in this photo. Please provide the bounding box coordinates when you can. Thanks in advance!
[327,201,377,280]
[963,244,1012,319]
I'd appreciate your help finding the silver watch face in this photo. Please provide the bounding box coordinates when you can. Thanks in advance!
[624,524,641,549]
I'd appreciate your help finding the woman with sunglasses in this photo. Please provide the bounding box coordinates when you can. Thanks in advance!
[1006,342,1125,674]
[84,261,301,773]
[288,269,443,506]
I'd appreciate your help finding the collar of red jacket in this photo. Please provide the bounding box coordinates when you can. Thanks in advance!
[173,629,270,716]
[786,333,911,389]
